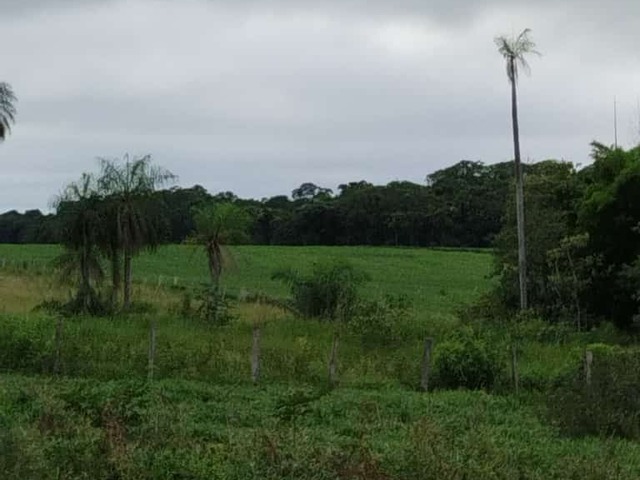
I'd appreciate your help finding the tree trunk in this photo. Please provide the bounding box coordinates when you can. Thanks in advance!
[510,58,528,311]
[123,247,132,310]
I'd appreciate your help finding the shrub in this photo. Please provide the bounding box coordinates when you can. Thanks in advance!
[547,347,640,439]
[348,294,412,345]
[432,327,504,390]
[171,283,236,325]
[272,261,369,321]
[511,316,575,344]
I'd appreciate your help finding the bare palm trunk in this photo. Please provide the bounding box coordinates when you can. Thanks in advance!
[207,240,222,289]
[123,247,132,309]
[510,59,528,310]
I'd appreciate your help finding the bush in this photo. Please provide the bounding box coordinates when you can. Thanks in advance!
[172,284,236,326]
[195,286,235,326]
[511,316,575,344]
[547,347,640,439]
[432,327,504,390]
[272,261,369,321]
[348,294,412,345]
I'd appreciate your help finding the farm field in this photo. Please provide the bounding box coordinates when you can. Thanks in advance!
[0,244,494,315]
[0,244,639,478]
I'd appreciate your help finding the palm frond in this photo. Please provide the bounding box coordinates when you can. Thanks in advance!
[0,82,17,141]
[494,28,540,84]
[53,247,105,285]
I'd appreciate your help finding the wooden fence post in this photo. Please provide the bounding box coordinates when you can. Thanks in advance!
[511,344,519,394]
[148,318,157,381]
[53,316,64,375]
[421,338,433,392]
[251,324,261,385]
[584,350,593,386]
[329,333,339,388]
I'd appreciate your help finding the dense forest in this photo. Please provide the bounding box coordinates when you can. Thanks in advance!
[0,159,514,248]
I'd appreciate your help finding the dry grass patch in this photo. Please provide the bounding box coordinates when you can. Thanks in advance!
[0,273,70,314]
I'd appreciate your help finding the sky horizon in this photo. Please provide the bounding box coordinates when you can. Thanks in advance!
[1,0,639,213]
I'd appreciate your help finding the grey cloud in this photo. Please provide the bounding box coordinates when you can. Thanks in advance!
[0,0,639,212]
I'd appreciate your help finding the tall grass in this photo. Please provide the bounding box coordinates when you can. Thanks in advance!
[2,374,640,479]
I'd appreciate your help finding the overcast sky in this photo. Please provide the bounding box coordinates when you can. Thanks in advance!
[1,0,640,212]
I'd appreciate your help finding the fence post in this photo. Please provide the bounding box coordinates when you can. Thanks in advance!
[251,324,261,385]
[329,333,339,388]
[148,318,157,381]
[420,337,433,392]
[511,344,519,394]
[53,316,64,375]
[584,350,593,386]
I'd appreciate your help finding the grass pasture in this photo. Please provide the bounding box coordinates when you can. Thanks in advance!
[1,243,640,478]
[0,244,494,315]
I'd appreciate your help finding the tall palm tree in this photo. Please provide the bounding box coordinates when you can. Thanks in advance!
[98,154,175,309]
[0,82,17,141]
[495,28,540,310]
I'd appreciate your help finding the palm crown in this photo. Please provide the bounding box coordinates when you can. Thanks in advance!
[0,82,17,141]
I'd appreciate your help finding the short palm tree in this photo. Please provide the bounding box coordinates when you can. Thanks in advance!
[98,154,175,309]
[495,28,540,310]
[192,202,251,288]
[54,173,105,312]
[0,82,17,141]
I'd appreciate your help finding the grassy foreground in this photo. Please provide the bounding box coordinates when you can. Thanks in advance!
[1,244,640,478]
[2,374,640,479]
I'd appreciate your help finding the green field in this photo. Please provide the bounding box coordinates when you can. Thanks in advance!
[0,243,494,315]
[1,244,639,478]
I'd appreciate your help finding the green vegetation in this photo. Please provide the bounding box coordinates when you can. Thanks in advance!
[0,243,494,316]
[495,142,640,329]
[3,17,640,476]
[548,346,640,439]
[53,155,176,313]
[3,375,640,479]
[1,243,639,477]
[4,142,640,477]
[0,159,515,248]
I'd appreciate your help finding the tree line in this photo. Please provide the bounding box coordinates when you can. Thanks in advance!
[0,159,517,249]
[493,142,640,330]
[44,141,640,331]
